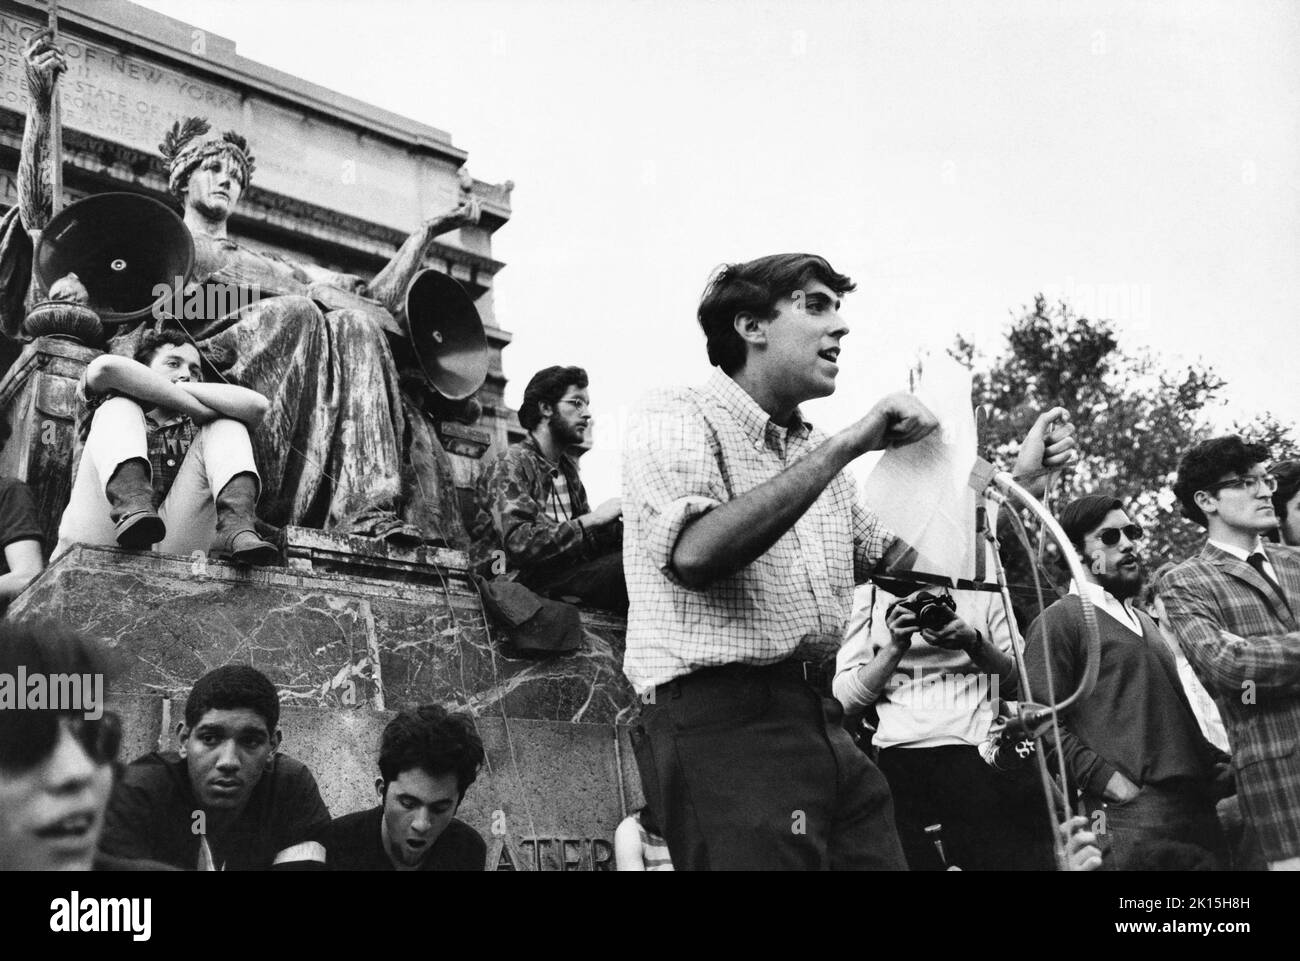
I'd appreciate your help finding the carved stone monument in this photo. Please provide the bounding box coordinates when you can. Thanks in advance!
[0,0,636,869]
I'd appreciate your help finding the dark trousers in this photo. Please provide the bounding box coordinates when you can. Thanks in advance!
[1083,781,1227,870]
[877,744,1053,871]
[525,551,628,612]
[632,662,907,871]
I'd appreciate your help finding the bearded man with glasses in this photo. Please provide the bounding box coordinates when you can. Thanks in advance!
[1024,494,1231,870]
[471,365,627,611]
[1163,435,1300,871]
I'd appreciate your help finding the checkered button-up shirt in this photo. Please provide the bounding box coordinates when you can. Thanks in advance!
[74,371,198,507]
[622,371,895,693]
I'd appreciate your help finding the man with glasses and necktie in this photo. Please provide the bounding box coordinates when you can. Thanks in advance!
[1163,435,1300,871]
[1024,494,1231,870]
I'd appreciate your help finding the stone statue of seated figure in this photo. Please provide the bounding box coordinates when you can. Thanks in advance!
[2,31,481,548]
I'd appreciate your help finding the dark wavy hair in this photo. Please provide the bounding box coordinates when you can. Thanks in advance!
[378,704,485,801]
[697,253,856,374]
[1058,494,1124,553]
[183,664,280,733]
[519,366,587,432]
[0,620,115,772]
[1173,436,1272,528]
[133,328,198,368]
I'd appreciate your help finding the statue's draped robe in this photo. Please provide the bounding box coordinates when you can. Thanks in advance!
[0,210,467,545]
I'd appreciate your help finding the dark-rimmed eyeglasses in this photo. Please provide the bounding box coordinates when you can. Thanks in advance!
[0,711,121,773]
[1094,523,1144,546]
[1205,474,1278,497]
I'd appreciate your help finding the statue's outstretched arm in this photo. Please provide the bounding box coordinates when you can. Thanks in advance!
[17,30,66,235]
[364,169,481,315]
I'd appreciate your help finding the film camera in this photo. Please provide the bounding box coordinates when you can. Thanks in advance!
[896,590,958,632]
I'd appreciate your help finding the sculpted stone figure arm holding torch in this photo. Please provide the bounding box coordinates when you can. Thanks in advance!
[17,30,65,237]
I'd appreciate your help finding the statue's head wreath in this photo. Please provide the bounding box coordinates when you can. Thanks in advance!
[159,117,256,202]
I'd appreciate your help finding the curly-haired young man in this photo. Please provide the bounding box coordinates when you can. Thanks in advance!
[100,664,331,870]
[325,704,487,871]
[1162,435,1300,870]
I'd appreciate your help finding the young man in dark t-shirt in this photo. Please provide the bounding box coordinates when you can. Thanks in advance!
[326,704,487,871]
[101,665,331,870]
[0,420,45,613]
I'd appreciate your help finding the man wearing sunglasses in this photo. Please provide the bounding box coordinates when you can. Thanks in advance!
[1024,494,1229,870]
[1164,435,1300,871]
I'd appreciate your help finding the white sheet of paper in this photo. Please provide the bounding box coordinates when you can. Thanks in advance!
[861,354,981,581]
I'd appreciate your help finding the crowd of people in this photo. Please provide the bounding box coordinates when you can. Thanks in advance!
[5,260,1298,874]
[615,253,1299,873]
[0,621,488,872]
[4,32,1300,873]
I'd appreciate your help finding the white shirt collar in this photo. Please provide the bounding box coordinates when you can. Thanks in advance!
[1208,537,1266,563]
[1069,579,1142,636]
[1209,536,1279,580]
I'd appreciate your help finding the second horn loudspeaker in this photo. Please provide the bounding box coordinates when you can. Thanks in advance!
[403,268,489,401]
[35,192,195,324]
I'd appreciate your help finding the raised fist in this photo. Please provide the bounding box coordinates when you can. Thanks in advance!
[23,30,67,108]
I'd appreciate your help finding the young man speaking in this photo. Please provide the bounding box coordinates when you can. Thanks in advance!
[623,253,1075,870]
[326,704,487,871]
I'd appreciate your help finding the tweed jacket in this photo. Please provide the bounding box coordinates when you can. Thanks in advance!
[1160,541,1300,860]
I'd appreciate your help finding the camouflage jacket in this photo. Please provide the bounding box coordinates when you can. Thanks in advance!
[469,434,620,580]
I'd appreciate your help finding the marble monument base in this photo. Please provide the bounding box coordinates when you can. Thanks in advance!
[8,543,636,724]
[6,544,644,869]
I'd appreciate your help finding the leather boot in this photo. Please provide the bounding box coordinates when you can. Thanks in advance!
[105,458,165,549]
[211,473,279,566]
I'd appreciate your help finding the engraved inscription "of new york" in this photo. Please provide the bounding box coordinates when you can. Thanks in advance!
[0,12,462,232]
[0,13,240,150]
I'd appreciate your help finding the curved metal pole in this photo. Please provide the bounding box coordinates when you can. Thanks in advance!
[990,471,1101,716]
[986,471,1105,869]
[982,499,1070,868]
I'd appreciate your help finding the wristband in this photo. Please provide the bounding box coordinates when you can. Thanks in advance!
[963,629,984,658]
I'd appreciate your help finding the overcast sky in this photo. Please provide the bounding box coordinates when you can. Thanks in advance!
[137,0,1300,499]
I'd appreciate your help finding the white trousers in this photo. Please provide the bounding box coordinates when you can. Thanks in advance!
[55,397,260,561]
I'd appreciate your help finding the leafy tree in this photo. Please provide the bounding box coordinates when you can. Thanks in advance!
[955,294,1296,583]
[1236,411,1300,463]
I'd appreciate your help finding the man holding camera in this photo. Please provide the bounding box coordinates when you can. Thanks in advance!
[622,253,1076,871]
[835,576,1049,870]
[1024,494,1230,870]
